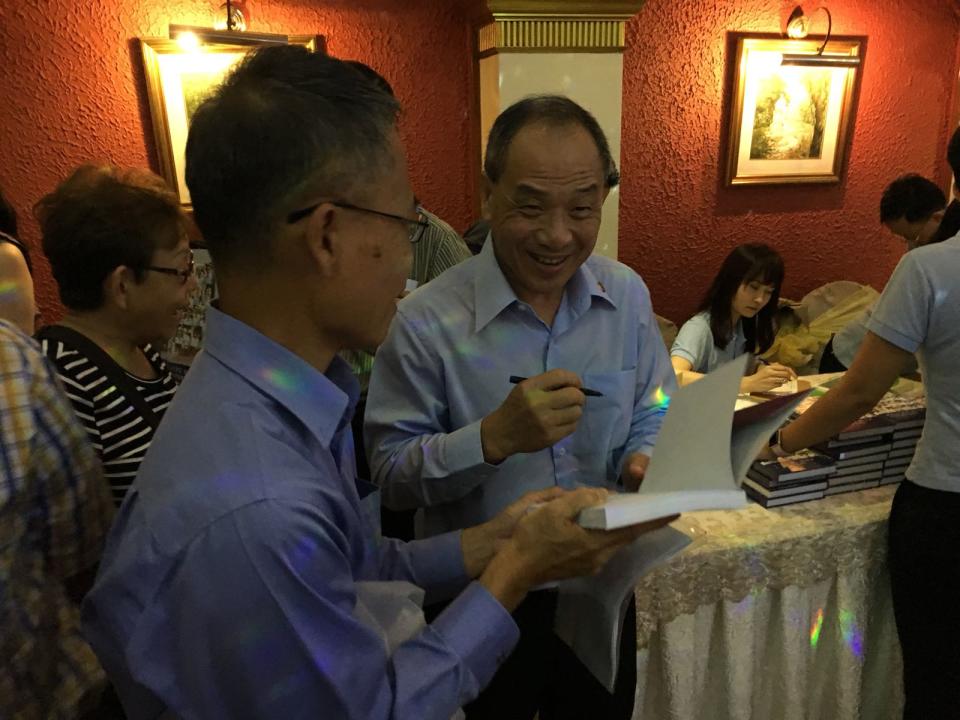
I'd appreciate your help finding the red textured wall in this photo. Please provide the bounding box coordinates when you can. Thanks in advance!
[0,0,480,322]
[620,0,960,322]
[2,0,959,324]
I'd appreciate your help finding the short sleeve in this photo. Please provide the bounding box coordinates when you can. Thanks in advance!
[867,253,931,353]
[671,314,714,372]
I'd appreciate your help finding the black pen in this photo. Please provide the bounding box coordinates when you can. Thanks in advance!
[509,375,604,397]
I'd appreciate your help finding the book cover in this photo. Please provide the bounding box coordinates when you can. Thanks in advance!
[824,479,880,495]
[747,470,829,491]
[888,446,916,459]
[743,476,828,498]
[828,469,882,486]
[835,415,896,441]
[746,487,824,507]
[893,428,923,441]
[816,441,892,460]
[868,394,926,430]
[750,450,836,483]
[834,457,886,471]
[891,438,919,450]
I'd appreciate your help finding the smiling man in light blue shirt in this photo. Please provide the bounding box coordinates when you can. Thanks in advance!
[365,95,676,719]
[366,97,675,538]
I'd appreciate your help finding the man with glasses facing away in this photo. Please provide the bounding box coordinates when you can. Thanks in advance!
[35,165,197,507]
[364,95,677,719]
[80,46,672,720]
[337,61,473,541]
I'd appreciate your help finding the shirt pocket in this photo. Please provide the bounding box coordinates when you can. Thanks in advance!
[572,369,637,467]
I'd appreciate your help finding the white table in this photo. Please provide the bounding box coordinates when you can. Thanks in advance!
[632,486,903,720]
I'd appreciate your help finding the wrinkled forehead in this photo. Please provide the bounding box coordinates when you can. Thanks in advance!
[500,123,605,186]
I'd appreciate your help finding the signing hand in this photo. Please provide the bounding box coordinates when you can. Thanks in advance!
[480,369,586,464]
[743,362,797,393]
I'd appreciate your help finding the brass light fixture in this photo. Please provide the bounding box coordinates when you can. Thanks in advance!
[781,6,861,68]
[169,0,288,49]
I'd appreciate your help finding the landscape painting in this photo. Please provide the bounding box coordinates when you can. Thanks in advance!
[725,34,864,185]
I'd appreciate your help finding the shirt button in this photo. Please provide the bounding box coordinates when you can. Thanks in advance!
[557,448,566,456]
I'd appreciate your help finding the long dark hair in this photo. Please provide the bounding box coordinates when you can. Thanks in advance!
[698,243,785,354]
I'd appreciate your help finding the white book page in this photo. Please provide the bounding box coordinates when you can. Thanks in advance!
[729,393,808,483]
[638,354,749,495]
[578,356,809,530]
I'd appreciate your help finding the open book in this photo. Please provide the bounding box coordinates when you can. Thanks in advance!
[578,354,809,530]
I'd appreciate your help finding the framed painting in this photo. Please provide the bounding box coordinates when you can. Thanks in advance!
[725,33,864,186]
[140,34,323,205]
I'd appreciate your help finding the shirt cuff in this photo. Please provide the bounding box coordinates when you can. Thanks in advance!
[670,349,696,366]
[405,531,470,592]
[431,582,519,692]
[443,419,500,477]
[865,316,921,353]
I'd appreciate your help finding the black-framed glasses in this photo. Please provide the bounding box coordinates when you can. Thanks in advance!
[145,251,195,285]
[287,201,429,244]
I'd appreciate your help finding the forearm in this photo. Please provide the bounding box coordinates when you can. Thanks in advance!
[780,332,911,453]
[369,421,498,510]
[779,376,881,453]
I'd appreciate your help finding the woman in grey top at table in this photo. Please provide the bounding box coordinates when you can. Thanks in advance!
[762,231,960,719]
[670,243,795,392]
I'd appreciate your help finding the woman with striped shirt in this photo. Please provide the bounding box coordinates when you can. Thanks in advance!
[35,165,196,506]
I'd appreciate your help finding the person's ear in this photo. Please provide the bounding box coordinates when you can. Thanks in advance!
[481,176,494,222]
[103,266,136,311]
[303,202,342,279]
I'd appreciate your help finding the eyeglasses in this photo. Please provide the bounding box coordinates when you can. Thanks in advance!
[145,251,195,285]
[287,201,429,244]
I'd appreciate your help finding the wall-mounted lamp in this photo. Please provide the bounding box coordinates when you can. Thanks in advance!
[781,6,861,68]
[169,0,288,49]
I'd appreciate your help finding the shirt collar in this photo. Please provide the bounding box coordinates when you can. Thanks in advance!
[474,237,521,332]
[202,306,359,448]
[473,236,616,332]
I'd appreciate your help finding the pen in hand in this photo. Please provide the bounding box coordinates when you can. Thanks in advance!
[509,375,604,397]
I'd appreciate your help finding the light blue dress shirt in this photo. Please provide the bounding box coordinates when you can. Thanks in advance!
[81,307,518,720]
[365,240,676,537]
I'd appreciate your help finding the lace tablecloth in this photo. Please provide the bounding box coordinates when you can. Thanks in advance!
[633,486,903,720]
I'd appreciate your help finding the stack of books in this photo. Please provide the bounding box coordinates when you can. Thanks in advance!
[746,392,926,507]
[744,450,836,507]
[869,395,926,485]
[812,414,893,495]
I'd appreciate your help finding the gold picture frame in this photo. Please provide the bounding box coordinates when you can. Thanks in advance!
[725,33,864,186]
[140,34,324,205]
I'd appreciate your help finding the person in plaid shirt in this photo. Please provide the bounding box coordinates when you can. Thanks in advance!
[0,318,114,718]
